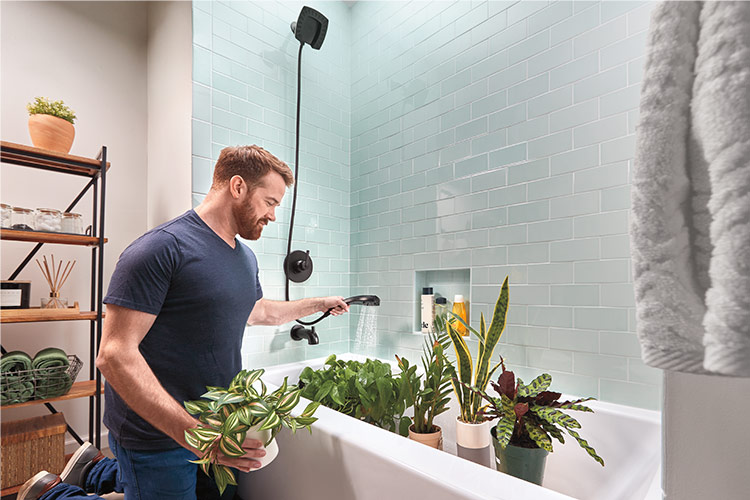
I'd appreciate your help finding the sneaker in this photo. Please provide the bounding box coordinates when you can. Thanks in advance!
[17,471,61,500]
[60,441,105,488]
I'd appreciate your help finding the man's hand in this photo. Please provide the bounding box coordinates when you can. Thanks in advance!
[322,296,349,316]
[214,436,267,473]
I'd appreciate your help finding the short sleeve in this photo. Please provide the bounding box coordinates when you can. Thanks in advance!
[104,230,182,315]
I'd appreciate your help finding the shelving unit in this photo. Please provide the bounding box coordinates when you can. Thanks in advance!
[1,141,107,495]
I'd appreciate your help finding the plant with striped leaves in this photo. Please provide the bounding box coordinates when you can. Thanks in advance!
[447,276,509,423]
[464,362,604,466]
[183,368,320,494]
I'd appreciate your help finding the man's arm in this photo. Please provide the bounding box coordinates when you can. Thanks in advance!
[97,304,264,472]
[247,297,349,326]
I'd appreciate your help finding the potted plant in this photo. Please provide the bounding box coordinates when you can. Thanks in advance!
[298,354,409,435]
[446,276,509,466]
[184,368,320,494]
[466,363,604,485]
[26,97,77,154]
[396,317,453,449]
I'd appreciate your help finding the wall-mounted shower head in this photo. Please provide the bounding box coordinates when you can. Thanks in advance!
[344,295,381,307]
[290,6,328,49]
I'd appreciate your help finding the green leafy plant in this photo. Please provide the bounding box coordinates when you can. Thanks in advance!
[26,97,77,124]
[465,362,604,466]
[298,354,408,435]
[447,276,509,423]
[396,315,453,434]
[184,368,320,494]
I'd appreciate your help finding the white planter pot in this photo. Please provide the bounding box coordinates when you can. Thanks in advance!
[246,424,279,470]
[455,417,492,467]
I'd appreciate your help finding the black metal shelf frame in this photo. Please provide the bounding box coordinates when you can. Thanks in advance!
[1,144,107,449]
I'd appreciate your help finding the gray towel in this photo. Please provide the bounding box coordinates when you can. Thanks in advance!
[632,1,750,377]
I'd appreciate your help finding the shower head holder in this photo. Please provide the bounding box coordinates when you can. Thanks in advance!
[290,6,329,49]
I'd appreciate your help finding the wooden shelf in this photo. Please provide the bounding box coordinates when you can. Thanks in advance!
[1,308,102,324]
[1,380,101,410]
[0,228,106,246]
[1,141,109,177]
[1,483,22,496]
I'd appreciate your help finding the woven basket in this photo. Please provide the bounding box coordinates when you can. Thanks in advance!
[1,413,67,489]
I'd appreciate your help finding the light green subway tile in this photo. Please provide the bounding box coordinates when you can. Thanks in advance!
[528,1,573,35]
[600,379,660,410]
[193,83,211,121]
[551,284,599,305]
[528,174,573,201]
[550,98,598,133]
[601,85,641,117]
[471,247,508,268]
[529,42,573,78]
[456,117,489,142]
[192,156,213,195]
[457,39,490,73]
[507,0,547,25]
[211,125,230,145]
[574,260,629,284]
[550,238,600,262]
[212,72,247,99]
[574,211,628,238]
[601,234,631,259]
[528,348,574,373]
[601,31,649,70]
[414,219,437,237]
[508,200,550,224]
[574,352,628,380]
[574,16,627,58]
[508,158,549,185]
[472,130,507,156]
[456,79,489,108]
[629,56,646,85]
[628,358,663,385]
[438,178,472,199]
[508,74,549,105]
[550,145,599,175]
[551,192,599,218]
[414,186,438,205]
[471,91,509,119]
[230,97,262,121]
[402,205,425,223]
[527,219,573,243]
[472,207,508,229]
[551,3,599,45]
[628,3,655,35]
[488,22,526,54]
[575,307,629,331]
[488,63,527,94]
[508,116,549,145]
[503,325,550,348]
[402,172,426,191]
[490,265,528,285]
[600,331,641,357]
[528,131,572,159]
[192,119,212,158]
[439,213,472,233]
[528,263,574,284]
[472,168,508,193]
[402,139,426,161]
[550,52,598,89]
[455,192,489,213]
[212,90,230,111]
[441,105,471,131]
[601,185,631,212]
[508,243,549,264]
[550,328,599,353]
[425,130,456,155]
[441,142,472,165]
[489,144,527,169]
[441,68,472,96]
[414,151,440,173]
[489,103,527,131]
[601,0,648,22]
[489,225,528,245]
[510,284,550,305]
[456,154,489,177]
[378,180,401,199]
[390,223,414,240]
[575,161,629,192]
[574,64,628,103]
[489,184,527,207]
[508,304,528,324]
[439,249,472,269]
[528,306,573,328]
[436,198,455,217]
[455,229,489,249]
[601,135,636,164]
[547,370,600,399]
[193,45,211,86]
[528,87,573,119]
[601,283,635,307]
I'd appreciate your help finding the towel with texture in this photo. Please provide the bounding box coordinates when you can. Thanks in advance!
[1,350,34,404]
[632,1,750,376]
[32,347,72,399]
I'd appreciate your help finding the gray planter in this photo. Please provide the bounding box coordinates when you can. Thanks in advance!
[491,426,549,485]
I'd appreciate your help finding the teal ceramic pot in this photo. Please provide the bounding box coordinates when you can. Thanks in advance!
[491,426,549,485]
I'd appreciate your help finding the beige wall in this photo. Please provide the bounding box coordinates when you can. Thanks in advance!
[0,1,190,451]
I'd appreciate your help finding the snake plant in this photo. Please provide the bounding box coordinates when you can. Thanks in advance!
[447,276,509,423]
[184,368,320,494]
[465,363,604,466]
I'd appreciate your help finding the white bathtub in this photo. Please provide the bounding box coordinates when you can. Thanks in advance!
[237,355,661,500]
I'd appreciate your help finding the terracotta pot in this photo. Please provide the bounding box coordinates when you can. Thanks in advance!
[246,424,279,470]
[408,424,443,450]
[455,417,492,467]
[491,426,549,485]
[28,114,75,153]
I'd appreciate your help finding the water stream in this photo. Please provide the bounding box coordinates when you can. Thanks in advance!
[353,305,378,349]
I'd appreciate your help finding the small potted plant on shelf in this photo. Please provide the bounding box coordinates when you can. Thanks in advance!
[396,315,453,449]
[184,368,320,494]
[465,363,604,485]
[26,97,77,154]
[446,276,509,467]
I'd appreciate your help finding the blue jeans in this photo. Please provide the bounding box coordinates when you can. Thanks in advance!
[40,435,235,500]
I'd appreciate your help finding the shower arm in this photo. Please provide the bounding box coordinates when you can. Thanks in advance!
[295,295,381,326]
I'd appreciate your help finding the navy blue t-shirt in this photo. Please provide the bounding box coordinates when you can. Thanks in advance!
[103,210,262,450]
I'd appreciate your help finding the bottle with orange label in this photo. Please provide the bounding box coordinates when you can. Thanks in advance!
[451,294,468,336]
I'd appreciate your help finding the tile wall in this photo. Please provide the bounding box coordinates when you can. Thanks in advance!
[193,0,663,410]
[191,0,353,366]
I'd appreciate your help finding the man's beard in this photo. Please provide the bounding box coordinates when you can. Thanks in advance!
[234,204,267,240]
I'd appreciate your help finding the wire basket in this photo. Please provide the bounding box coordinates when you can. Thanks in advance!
[0,354,82,405]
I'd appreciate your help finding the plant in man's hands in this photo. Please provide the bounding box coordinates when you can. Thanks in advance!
[26,97,77,124]
[184,368,320,494]
[462,361,604,466]
[396,315,453,434]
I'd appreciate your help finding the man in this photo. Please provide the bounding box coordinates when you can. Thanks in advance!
[19,146,349,500]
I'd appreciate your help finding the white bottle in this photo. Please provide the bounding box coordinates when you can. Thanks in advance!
[421,287,435,333]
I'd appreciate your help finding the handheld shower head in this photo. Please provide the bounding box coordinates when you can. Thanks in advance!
[290,6,329,49]
[344,295,381,307]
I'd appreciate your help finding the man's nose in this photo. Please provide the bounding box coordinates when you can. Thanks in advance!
[267,208,276,221]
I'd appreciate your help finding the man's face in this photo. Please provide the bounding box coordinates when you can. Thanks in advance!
[234,171,286,240]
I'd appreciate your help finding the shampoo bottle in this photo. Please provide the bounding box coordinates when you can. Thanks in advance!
[452,294,468,336]
[421,287,435,333]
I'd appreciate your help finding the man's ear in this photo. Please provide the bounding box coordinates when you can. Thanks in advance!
[229,175,245,199]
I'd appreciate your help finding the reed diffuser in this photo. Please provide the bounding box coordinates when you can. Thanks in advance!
[36,255,75,309]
